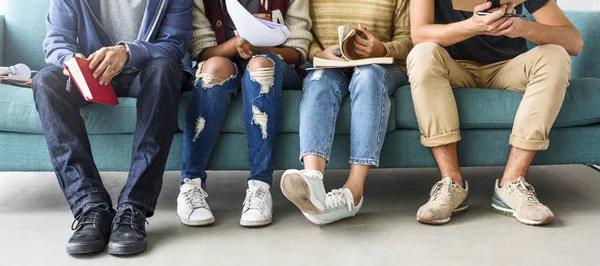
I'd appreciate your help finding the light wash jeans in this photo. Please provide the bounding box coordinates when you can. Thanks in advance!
[181,52,302,187]
[299,64,409,167]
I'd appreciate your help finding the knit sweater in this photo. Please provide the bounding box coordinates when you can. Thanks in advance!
[190,0,312,62]
[309,0,412,66]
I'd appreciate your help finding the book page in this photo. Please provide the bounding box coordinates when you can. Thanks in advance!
[225,0,290,47]
[64,58,92,100]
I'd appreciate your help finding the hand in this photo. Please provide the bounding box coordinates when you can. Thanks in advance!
[468,2,514,35]
[63,53,85,77]
[235,31,258,59]
[489,4,526,38]
[87,45,130,86]
[353,24,386,58]
[253,13,271,21]
[314,44,346,61]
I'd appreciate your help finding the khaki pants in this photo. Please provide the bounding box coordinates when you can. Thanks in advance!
[406,42,571,151]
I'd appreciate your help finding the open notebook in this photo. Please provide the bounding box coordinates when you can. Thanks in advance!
[312,24,394,69]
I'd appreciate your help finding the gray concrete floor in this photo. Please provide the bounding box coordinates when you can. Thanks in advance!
[1,166,599,266]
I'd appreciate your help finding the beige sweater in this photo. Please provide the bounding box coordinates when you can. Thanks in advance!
[190,0,313,62]
[309,0,412,67]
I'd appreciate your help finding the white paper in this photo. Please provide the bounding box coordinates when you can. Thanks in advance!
[225,0,290,47]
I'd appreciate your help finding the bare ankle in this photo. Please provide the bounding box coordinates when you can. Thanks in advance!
[342,185,363,206]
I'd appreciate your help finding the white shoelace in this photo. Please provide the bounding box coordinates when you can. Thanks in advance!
[324,189,353,212]
[183,184,209,210]
[510,180,541,205]
[429,181,454,203]
[243,187,268,212]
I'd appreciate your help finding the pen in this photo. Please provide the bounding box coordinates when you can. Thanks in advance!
[477,12,526,18]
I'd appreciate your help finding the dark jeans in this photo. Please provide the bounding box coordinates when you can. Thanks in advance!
[181,52,302,186]
[32,58,186,217]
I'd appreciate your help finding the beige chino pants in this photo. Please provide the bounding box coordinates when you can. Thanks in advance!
[406,42,571,151]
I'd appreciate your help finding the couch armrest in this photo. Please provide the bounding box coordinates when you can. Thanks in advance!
[564,11,600,79]
[0,15,5,66]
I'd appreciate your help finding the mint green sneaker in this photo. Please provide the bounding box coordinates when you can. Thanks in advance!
[492,176,554,225]
[302,188,363,225]
[280,169,327,214]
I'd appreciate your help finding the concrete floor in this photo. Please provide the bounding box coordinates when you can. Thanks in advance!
[1,165,599,266]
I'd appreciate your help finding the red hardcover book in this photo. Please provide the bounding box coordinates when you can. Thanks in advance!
[64,57,119,106]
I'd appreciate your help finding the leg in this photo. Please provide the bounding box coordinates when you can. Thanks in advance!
[117,58,186,217]
[299,69,350,173]
[407,43,476,225]
[242,52,297,184]
[178,57,238,227]
[484,44,571,184]
[346,64,409,203]
[407,42,478,184]
[32,66,112,217]
[181,57,239,186]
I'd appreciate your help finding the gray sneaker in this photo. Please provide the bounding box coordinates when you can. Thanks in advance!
[302,188,363,225]
[417,177,469,225]
[281,169,327,214]
[492,176,554,225]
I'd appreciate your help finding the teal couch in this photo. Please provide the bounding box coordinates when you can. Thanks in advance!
[1,1,599,172]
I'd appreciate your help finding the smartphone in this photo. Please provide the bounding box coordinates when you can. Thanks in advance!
[477,12,526,18]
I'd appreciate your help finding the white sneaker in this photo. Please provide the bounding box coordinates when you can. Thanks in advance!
[280,169,327,214]
[492,176,555,225]
[240,180,273,227]
[416,177,469,225]
[177,178,214,226]
[302,188,363,225]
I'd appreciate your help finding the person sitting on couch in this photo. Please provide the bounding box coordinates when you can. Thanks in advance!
[177,0,311,227]
[280,0,412,225]
[32,0,193,255]
[408,0,583,225]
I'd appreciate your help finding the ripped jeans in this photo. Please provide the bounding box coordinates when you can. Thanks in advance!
[299,64,409,167]
[181,52,302,186]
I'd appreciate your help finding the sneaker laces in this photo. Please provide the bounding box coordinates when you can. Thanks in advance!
[243,187,268,212]
[182,181,209,210]
[429,181,453,203]
[510,180,541,205]
[71,203,110,231]
[114,205,148,229]
[324,189,352,212]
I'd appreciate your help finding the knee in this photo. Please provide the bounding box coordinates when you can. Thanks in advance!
[144,58,180,75]
[531,44,572,75]
[197,56,237,87]
[407,42,446,75]
[245,55,277,94]
[32,66,65,96]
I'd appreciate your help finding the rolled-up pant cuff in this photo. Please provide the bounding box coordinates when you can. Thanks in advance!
[349,158,380,167]
[421,130,462,147]
[300,151,330,165]
[509,135,549,151]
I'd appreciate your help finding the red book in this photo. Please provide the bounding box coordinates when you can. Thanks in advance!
[64,57,119,106]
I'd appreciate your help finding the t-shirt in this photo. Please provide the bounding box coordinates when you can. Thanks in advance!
[99,0,147,43]
[434,0,549,64]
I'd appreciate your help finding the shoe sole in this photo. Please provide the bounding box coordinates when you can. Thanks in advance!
[491,203,554,225]
[280,170,322,215]
[180,217,215,227]
[107,240,147,255]
[66,239,106,255]
[240,218,273,227]
[416,205,469,225]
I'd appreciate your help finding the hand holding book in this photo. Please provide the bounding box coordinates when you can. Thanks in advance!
[352,24,387,59]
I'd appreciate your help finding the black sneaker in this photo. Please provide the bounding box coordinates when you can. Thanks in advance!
[107,204,148,255]
[66,203,114,255]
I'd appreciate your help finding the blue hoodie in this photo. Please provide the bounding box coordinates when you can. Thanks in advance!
[43,0,193,72]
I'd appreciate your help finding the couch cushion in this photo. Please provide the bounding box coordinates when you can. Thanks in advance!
[178,90,397,134]
[395,78,600,130]
[0,84,138,134]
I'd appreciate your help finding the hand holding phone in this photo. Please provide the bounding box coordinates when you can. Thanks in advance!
[477,12,526,18]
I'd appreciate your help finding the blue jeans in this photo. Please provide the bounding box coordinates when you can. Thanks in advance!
[299,64,409,166]
[32,58,187,217]
[181,52,302,186]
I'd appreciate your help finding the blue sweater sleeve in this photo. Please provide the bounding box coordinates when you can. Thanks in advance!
[119,0,193,69]
[43,0,79,67]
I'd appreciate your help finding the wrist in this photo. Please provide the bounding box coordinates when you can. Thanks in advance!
[464,18,483,36]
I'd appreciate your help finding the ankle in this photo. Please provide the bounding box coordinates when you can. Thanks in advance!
[342,185,363,206]
[499,177,518,187]
[445,176,464,187]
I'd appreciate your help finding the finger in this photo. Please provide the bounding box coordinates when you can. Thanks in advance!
[63,68,70,77]
[99,65,115,86]
[353,34,370,46]
[473,1,492,13]
[75,53,85,59]
[506,2,516,14]
[488,17,511,32]
[327,44,340,52]
[354,50,369,59]
[89,49,106,70]
[356,24,376,40]
[487,5,508,23]
[494,17,514,33]
[93,56,111,79]
[353,41,370,53]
